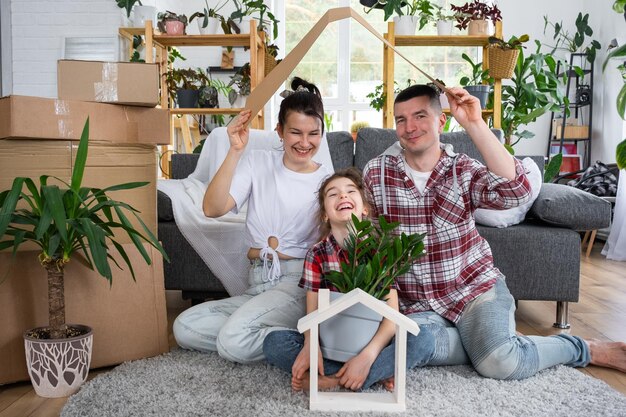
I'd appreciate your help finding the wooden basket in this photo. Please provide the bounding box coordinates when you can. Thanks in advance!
[264,51,278,76]
[488,48,519,79]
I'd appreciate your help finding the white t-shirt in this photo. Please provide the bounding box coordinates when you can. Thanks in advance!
[404,161,432,195]
[229,149,333,259]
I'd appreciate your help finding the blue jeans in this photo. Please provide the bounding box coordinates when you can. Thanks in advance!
[410,279,591,380]
[173,259,306,363]
[263,326,435,390]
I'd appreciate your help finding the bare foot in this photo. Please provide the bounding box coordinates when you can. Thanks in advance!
[586,339,626,372]
[381,377,395,391]
[292,372,340,392]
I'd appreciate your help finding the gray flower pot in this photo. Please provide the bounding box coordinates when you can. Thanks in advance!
[319,291,383,362]
[464,85,491,109]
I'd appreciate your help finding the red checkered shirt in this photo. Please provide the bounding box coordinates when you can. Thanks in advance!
[363,144,531,322]
[298,234,346,292]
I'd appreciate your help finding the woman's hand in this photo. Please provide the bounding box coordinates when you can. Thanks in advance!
[446,87,482,127]
[227,110,252,152]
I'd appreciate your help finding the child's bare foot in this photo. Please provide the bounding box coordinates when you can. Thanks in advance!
[292,372,340,391]
[586,339,626,372]
[381,377,394,391]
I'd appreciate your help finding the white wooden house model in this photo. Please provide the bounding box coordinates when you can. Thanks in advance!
[297,288,420,412]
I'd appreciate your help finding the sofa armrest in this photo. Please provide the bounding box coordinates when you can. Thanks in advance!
[528,183,612,230]
[157,190,174,221]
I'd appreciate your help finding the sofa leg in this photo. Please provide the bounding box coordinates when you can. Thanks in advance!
[553,302,571,329]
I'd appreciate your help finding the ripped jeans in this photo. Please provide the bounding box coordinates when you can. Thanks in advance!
[172,258,306,364]
[410,279,590,380]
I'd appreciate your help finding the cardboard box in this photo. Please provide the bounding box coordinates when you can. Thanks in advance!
[0,95,170,145]
[0,140,158,243]
[58,60,159,107]
[0,243,168,384]
[552,119,589,139]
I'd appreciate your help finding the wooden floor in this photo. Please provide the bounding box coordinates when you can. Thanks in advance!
[1,240,625,417]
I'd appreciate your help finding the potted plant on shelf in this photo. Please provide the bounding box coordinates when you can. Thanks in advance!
[364,0,434,35]
[227,63,252,107]
[231,0,279,39]
[432,4,460,36]
[164,67,205,108]
[189,0,227,35]
[487,34,529,79]
[543,12,602,64]
[459,53,493,108]
[319,214,425,361]
[264,43,281,76]
[157,11,188,35]
[198,69,232,109]
[451,0,502,36]
[0,119,168,398]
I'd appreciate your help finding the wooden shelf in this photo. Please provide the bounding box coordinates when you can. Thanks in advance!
[153,34,263,48]
[170,108,244,115]
[393,35,490,47]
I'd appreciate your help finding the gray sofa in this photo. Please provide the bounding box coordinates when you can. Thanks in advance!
[157,128,612,327]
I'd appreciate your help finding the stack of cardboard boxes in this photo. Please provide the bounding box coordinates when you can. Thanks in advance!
[0,60,171,384]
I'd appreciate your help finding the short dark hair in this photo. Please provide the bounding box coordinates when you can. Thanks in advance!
[278,77,325,133]
[394,84,442,113]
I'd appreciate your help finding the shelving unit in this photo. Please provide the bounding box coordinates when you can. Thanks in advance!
[119,20,266,134]
[546,52,594,171]
[381,21,503,129]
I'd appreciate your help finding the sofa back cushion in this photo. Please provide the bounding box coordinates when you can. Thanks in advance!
[354,127,544,173]
[327,131,354,170]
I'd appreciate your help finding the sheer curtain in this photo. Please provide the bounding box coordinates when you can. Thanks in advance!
[602,170,626,261]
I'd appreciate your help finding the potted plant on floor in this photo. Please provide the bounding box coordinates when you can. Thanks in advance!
[451,0,502,36]
[0,119,168,398]
[459,53,493,108]
[319,214,425,361]
[157,11,188,35]
[189,0,227,34]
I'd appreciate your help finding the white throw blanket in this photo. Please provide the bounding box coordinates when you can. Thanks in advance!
[157,127,334,295]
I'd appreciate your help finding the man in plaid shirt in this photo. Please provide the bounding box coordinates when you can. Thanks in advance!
[363,84,626,379]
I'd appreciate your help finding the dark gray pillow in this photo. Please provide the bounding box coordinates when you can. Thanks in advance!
[528,183,612,230]
[157,190,174,221]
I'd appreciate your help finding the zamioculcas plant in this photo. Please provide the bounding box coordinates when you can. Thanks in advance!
[0,118,169,340]
[326,214,425,300]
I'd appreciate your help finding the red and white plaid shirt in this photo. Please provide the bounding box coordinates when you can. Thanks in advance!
[299,234,346,292]
[363,144,531,322]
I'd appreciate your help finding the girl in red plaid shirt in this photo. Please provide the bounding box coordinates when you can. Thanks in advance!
[264,168,435,392]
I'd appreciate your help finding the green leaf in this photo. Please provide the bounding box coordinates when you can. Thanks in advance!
[41,185,68,244]
[616,139,626,170]
[78,218,111,281]
[617,81,626,120]
[0,177,24,237]
[603,44,626,72]
[70,118,90,196]
[544,153,563,182]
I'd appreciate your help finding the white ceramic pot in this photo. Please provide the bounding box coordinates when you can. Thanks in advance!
[131,5,156,28]
[24,324,93,398]
[393,15,418,36]
[197,16,220,35]
[319,291,383,362]
[437,20,453,36]
[237,17,253,34]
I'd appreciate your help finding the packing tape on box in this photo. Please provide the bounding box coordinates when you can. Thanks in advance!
[94,62,119,102]
[54,99,75,139]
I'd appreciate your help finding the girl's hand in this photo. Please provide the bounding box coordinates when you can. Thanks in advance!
[446,87,482,126]
[335,349,376,391]
[227,110,252,152]
[292,342,325,380]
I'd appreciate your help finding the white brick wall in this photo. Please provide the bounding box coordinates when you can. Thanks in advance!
[10,0,122,97]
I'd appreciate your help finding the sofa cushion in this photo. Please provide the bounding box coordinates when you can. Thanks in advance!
[157,190,174,221]
[528,183,612,230]
[474,158,542,228]
[327,131,354,170]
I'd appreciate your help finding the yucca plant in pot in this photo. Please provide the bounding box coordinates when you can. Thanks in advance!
[0,119,168,398]
[319,214,425,361]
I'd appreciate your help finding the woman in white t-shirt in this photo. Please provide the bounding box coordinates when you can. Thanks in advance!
[173,78,333,363]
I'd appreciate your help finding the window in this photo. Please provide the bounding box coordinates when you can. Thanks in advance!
[274,0,480,131]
